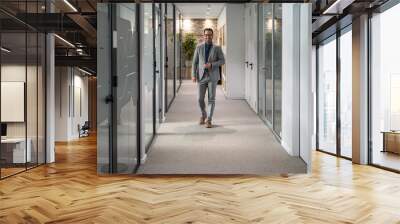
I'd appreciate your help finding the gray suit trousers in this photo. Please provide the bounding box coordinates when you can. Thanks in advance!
[198,74,217,121]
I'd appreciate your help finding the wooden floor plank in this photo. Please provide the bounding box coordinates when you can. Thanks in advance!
[0,135,400,223]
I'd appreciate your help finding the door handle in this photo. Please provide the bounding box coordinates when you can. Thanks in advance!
[105,95,113,104]
[155,70,160,74]
[245,61,249,67]
[249,63,253,70]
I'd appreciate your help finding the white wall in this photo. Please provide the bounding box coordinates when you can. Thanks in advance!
[55,67,69,141]
[299,4,313,171]
[218,4,245,99]
[244,3,258,112]
[55,67,89,141]
[281,4,300,156]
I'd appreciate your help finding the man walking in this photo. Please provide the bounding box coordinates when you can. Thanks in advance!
[192,28,225,128]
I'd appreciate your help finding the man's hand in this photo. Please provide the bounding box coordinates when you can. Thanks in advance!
[204,63,212,69]
[192,76,197,83]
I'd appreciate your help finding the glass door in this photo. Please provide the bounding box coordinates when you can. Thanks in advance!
[143,3,155,151]
[272,4,282,136]
[97,3,140,174]
[264,4,273,125]
[258,3,280,137]
[165,3,175,111]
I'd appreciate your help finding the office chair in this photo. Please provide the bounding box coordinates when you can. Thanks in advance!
[79,121,90,138]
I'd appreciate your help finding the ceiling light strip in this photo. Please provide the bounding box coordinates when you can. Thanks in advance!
[323,0,344,14]
[63,0,78,12]
[1,47,11,53]
[54,34,75,48]
[78,67,93,76]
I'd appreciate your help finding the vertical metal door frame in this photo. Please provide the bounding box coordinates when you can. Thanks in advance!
[152,2,157,136]
[159,3,163,122]
[336,29,341,157]
[173,5,176,96]
[136,3,142,172]
[315,44,320,151]
[271,4,275,132]
[109,3,141,173]
[110,4,117,173]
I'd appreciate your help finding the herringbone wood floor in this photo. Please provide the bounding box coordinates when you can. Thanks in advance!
[1,135,400,223]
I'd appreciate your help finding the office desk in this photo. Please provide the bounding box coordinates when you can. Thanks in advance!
[382,131,400,154]
[1,138,31,163]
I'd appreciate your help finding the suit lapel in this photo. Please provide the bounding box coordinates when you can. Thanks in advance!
[202,44,205,60]
[208,45,214,62]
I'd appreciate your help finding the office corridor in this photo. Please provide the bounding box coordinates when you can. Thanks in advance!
[138,81,306,174]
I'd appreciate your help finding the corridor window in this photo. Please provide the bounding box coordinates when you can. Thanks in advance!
[370,3,400,171]
[339,27,352,159]
[317,36,337,155]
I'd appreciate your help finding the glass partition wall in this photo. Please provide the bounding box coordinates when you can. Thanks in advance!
[164,3,183,112]
[165,3,175,111]
[258,3,282,138]
[317,35,337,155]
[272,4,282,136]
[143,3,155,151]
[370,3,400,171]
[316,26,352,159]
[0,3,46,179]
[175,9,183,91]
[97,3,140,174]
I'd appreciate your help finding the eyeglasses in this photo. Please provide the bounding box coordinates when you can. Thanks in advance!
[204,34,213,36]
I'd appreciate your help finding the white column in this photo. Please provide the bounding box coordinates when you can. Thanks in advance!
[281,4,300,156]
[46,32,55,163]
[352,14,369,164]
[299,4,313,172]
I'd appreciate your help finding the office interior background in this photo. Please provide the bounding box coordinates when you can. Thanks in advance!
[1,0,399,177]
[0,0,400,222]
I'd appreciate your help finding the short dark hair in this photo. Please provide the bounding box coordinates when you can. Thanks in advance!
[204,28,213,35]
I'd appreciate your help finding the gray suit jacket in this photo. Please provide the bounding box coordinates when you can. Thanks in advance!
[192,43,225,82]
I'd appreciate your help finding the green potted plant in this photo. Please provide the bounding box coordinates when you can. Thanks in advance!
[183,33,197,67]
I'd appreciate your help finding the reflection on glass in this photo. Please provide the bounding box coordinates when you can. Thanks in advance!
[264,4,273,123]
[154,5,162,127]
[116,3,139,173]
[97,3,112,173]
[27,32,38,169]
[0,1,46,178]
[273,4,282,136]
[340,29,352,158]
[166,3,175,108]
[318,36,337,154]
[371,4,400,171]
[179,15,185,85]
[175,10,181,90]
[1,32,28,177]
[143,3,154,149]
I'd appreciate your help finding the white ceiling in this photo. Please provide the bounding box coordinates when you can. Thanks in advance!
[175,3,225,19]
